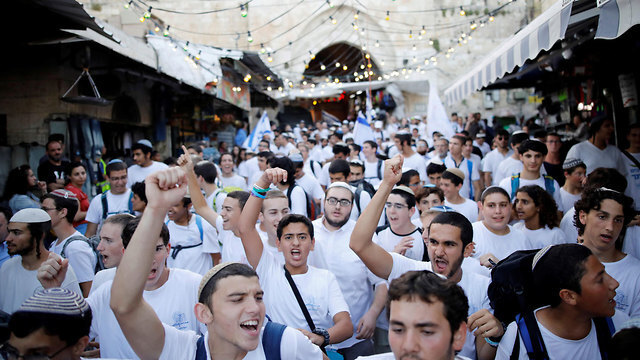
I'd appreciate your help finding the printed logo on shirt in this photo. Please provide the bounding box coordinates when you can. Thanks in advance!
[172,312,190,330]
[305,296,321,313]
[614,291,629,312]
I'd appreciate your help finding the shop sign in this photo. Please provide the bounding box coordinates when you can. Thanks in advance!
[619,74,638,108]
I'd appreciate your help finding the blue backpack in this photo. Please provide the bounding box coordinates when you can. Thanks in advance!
[165,215,205,260]
[195,320,286,360]
[510,174,555,200]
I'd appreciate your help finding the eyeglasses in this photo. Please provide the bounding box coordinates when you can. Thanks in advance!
[0,343,72,360]
[326,197,351,207]
[385,202,409,210]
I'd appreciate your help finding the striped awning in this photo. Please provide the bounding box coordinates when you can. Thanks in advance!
[444,0,573,105]
[595,0,640,39]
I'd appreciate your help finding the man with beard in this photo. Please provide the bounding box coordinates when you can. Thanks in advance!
[38,140,70,192]
[350,155,502,360]
[0,208,81,313]
[308,182,388,359]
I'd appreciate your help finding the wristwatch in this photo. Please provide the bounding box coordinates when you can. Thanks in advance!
[312,327,330,347]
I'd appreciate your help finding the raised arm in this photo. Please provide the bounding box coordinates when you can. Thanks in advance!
[177,145,218,226]
[110,167,187,360]
[349,154,404,280]
[237,168,288,269]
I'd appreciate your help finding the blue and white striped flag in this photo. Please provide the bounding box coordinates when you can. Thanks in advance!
[242,111,273,152]
[353,111,375,146]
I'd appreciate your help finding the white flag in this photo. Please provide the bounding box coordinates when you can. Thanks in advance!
[427,81,455,140]
[242,111,273,152]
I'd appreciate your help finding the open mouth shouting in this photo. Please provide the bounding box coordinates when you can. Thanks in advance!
[240,319,261,336]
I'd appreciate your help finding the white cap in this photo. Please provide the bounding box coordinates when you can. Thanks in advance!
[10,208,51,223]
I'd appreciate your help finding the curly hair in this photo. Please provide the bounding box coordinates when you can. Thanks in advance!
[515,185,559,228]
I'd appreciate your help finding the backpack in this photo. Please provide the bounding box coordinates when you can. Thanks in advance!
[195,319,286,360]
[60,234,105,274]
[287,185,317,220]
[101,190,134,219]
[352,180,376,214]
[510,174,555,200]
[165,214,206,259]
[376,159,383,180]
[467,159,475,201]
[309,160,322,178]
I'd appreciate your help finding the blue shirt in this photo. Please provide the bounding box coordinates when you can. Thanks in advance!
[0,242,10,269]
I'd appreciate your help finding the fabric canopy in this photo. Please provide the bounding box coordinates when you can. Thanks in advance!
[595,0,640,39]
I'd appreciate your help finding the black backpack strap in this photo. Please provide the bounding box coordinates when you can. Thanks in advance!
[195,335,207,360]
[594,317,615,360]
[510,330,521,360]
[355,184,363,214]
[283,266,316,332]
[101,192,108,219]
[170,243,203,260]
[377,159,383,179]
[286,186,293,210]
[60,235,91,259]
[622,151,640,170]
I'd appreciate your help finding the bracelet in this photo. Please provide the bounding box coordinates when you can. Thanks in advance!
[251,189,266,199]
[252,185,268,194]
[485,337,499,347]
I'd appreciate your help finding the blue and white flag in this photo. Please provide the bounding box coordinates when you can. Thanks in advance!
[353,111,375,146]
[242,111,273,152]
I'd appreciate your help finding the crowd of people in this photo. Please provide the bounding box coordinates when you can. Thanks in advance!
[1,111,640,360]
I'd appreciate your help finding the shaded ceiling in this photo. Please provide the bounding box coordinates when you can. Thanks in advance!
[304,42,380,82]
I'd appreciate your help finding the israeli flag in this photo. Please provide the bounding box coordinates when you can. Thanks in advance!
[242,111,273,152]
[353,111,375,146]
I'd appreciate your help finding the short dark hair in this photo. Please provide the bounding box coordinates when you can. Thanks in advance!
[132,142,152,155]
[102,213,135,230]
[277,214,314,240]
[9,308,92,347]
[106,161,127,177]
[573,187,635,239]
[349,161,364,171]
[0,206,13,223]
[131,182,147,204]
[121,216,170,248]
[399,170,420,187]
[496,129,510,138]
[350,144,361,153]
[427,162,447,176]
[429,212,473,247]
[219,152,234,163]
[515,185,559,228]
[329,159,350,178]
[481,186,510,203]
[67,161,86,176]
[257,151,274,161]
[187,144,203,154]
[442,170,463,187]
[518,139,548,156]
[533,244,593,307]
[390,188,416,209]
[387,270,469,335]
[395,133,412,147]
[363,140,378,149]
[333,144,350,157]
[194,161,218,184]
[42,193,78,224]
[584,168,627,192]
[227,191,250,210]
[268,157,295,186]
[510,132,530,147]
[418,187,445,203]
[46,140,61,151]
[198,263,258,308]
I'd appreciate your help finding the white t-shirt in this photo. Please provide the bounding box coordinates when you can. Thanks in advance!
[166,215,220,275]
[493,157,522,186]
[318,162,331,187]
[471,222,531,262]
[217,216,249,265]
[256,223,285,264]
[310,219,386,349]
[498,175,564,212]
[0,255,81,313]
[513,222,570,249]
[275,143,296,156]
[89,267,116,296]
[219,174,248,190]
[256,250,350,331]
[566,141,628,177]
[205,188,228,213]
[386,253,490,359]
[127,161,169,187]
[160,323,323,360]
[403,152,427,182]
[560,207,579,243]
[482,149,513,185]
[474,141,491,156]
[296,173,324,201]
[559,188,582,213]
[373,226,424,261]
[303,158,323,180]
[445,198,479,223]
[623,152,640,210]
[85,189,133,227]
[444,156,480,199]
[603,254,640,318]
[286,185,309,217]
[49,231,97,283]
[239,156,259,179]
[623,226,640,260]
[86,268,203,359]
[496,307,627,360]
[364,159,384,187]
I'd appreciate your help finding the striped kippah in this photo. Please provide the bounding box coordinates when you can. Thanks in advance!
[430,205,456,213]
[17,288,89,316]
[562,158,585,170]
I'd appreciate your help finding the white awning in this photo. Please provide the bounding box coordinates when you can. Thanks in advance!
[595,0,640,39]
[444,0,573,105]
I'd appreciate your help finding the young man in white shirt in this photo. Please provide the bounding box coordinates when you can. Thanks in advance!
[319,143,351,188]
[274,133,296,156]
[498,139,563,213]
[559,158,586,212]
[374,186,424,261]
[623,124,640,209]
[269,156,309,217]
[219,152,248,190]
[109,167,323,360]
[92,213,134,293]
[309,182,388,359]
[362,140,384,187]
[445,135,481,200]
[496,244,625,359]
[85,160,134,237]
[474,132,491,156]
[349,155,503,360]
[291,153,324,211]
[237,169,353,349]
[127,139,169,187]
[574,186,640,318]
[165,194,220,275]
[394,132,427,181]
[481,129,511,186]
[426,160,447,187]
[440,169,478,222]
[493,131,530,185]
[43,190,96,297]
[193,160,227,213]
[298,143,323,180]
[1,208,82,314]
[512,185,567,249]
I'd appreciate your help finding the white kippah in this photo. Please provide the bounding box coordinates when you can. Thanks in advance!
[327,181,353,194]
[10,208,51,223]
[17,288,90,316]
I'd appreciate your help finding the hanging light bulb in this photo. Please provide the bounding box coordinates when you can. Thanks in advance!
[459,7,465,16]
[335,62,341,67]
[183,41,189,51]
[367,63,372,68]
[342,65,348,71]
[139,16,146,23]
[381,60,385,66]
[330,16,337,24]
[424,58,429,65]
[124,1,132,9]
[266,76,272,81]
[409,30,413,39]
[163,26,170,37]
[354,10,360,20]
[385,11,390,21]
[260,44,266,54]
[278,86,283,91]
[362,45,367,51]
[154,26,160,32]
[195,50,202,60]
[412,56,417,63]
[247,31,253,43]
[360,64,365,69]
[267,53,273,62]
[326,0,334,8]
[240,3,248,17]
[489,14,495,22]
[320,64,326,70]
[144,7,152,18]
[412,44,417,51]
[309,51,315,60]
[470,21,477,30]
[421,26,427,36]
[354,72,358,77]
[375,40,380,48]
[365,53,370,59]
[267,86,272,91]
[429,39,434,45]
[352,23,358,30]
